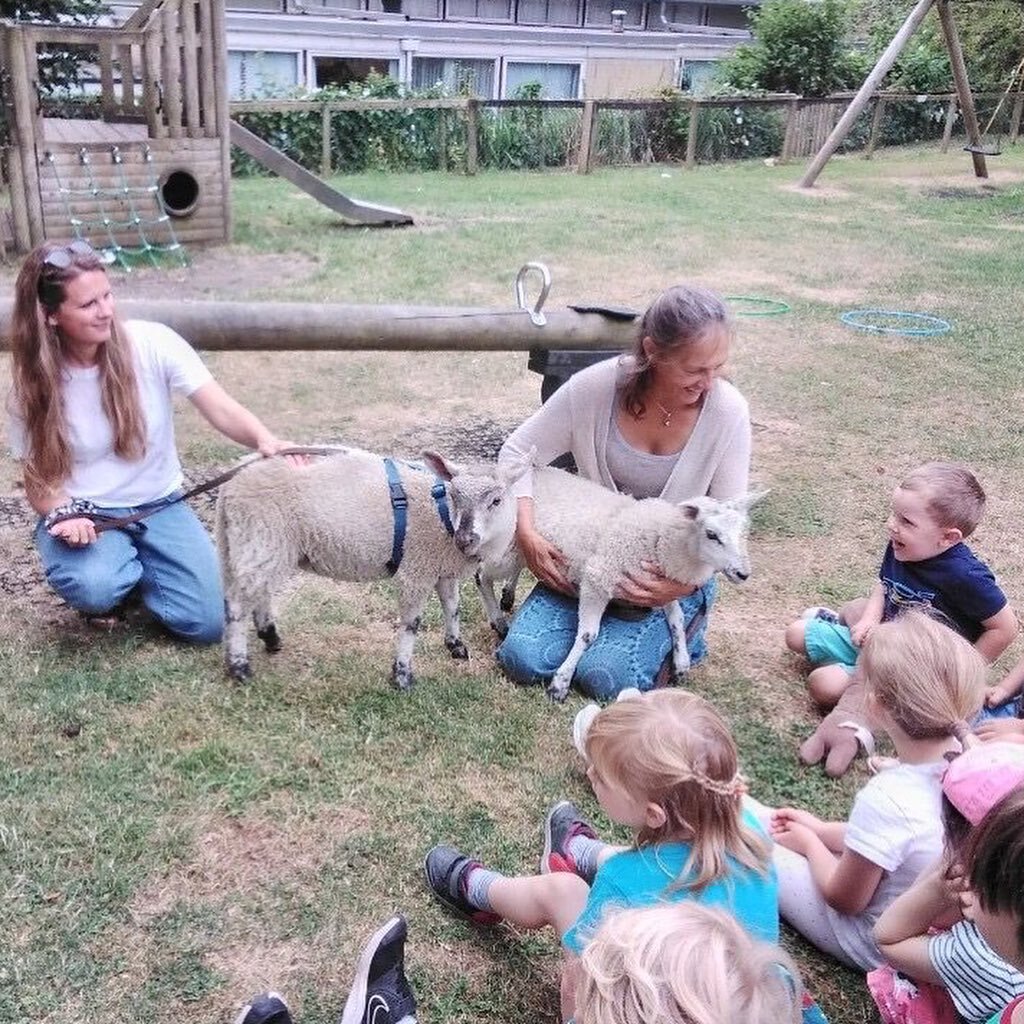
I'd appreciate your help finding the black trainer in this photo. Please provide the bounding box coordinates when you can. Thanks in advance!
[234,992,293,1024]
[339,915,417,1024]
[423,844,501,925]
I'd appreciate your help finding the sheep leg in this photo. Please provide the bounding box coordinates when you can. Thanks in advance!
[436,575,469,660]
[224,592,252,682]
[474,566,509,638]
[548,587,607,703]
[662,600,690,681]
[393,583,433,690]
[253,604,282,653]
[499,570,520,614]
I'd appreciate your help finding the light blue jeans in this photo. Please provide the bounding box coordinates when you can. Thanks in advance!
[35,492,224,643]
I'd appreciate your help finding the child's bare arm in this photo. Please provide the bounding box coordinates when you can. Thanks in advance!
[976,605,1019,664]
[849,583,885,647]
[874,863,956,983]
[987,651,1024,708]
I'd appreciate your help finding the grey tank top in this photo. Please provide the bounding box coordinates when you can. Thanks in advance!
[606,409,681,498]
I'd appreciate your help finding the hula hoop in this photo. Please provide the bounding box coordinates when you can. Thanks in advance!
[840,309,952,337]
[725,295,791,317]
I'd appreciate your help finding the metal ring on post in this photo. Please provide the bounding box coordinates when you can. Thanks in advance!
[515,261,552,327]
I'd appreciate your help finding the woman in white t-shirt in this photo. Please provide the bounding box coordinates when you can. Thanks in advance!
[7,239,294,642]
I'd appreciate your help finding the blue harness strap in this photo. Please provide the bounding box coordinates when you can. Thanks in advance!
[383,457,408,576]
[382,459,455,576]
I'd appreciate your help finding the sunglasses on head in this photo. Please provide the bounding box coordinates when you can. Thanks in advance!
[42,239,97,269]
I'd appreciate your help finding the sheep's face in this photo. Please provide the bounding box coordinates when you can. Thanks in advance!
[680,491,768,584]
[447,472,519,559]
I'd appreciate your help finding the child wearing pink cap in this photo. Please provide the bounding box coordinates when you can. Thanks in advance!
[872,743,1024,1023]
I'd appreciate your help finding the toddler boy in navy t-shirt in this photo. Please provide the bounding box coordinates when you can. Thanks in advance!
[785,462,1018,710]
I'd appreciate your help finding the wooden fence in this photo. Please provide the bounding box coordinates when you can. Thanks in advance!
[229,89,1024,175]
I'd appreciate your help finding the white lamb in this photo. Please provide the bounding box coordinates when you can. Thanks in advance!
[477,465,765,701]
[217,446,530,689]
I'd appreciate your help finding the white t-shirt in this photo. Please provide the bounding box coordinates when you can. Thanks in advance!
[826,760,946,969]
[7,320,212,507]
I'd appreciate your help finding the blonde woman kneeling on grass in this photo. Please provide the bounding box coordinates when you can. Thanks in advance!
[423,690,778,1022]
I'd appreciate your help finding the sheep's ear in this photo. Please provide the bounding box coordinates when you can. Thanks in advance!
[421,450,462,480]
[497,446,535,488]
[678,501,702,521]
[729,489,770,513]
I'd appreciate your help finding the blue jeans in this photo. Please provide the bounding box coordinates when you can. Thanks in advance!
[35,493,223,643]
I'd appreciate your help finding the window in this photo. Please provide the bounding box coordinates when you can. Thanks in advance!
[444,0,512,20]
[680,60,717,94]
[505,62,580,98]
[516,0,581,25]
[705,4,750,28]
[411,57,496,96]
[227,51,299,98]
[314,56,400,88]
[583,0,642,28]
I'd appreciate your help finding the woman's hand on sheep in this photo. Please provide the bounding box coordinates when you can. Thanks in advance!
[615,561,697,607]
[257,436,309,468]
[518,527,573,594]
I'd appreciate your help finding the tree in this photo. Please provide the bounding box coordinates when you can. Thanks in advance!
[718,0,868,97]
[0,0,109,94]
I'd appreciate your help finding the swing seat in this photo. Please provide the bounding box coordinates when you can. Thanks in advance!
[965,134,1003,157]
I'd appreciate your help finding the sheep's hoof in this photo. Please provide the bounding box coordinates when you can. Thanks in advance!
[257,623,282,653]
[545,679,571,703]
[499,588,516,614]
[392,662,415,691]
[490,617,509,639]
[227,659,252,684]
[446,638,469,660]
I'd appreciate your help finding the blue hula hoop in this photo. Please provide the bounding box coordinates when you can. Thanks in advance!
[840,309,952,337]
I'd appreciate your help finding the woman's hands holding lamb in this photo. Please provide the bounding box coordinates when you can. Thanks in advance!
[615,561,697,608]
[518,526,574,594]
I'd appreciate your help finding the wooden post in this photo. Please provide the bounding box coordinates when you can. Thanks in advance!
[865,96,887,158]
[321,103,332,177]
[198,0,216,136]
[162,0,184,138]
[800,0,935,188]
[1009,91,1023,145]
[210,0,233,241]
[780,97,799,162]
[8,30,44,247]
[685,99,700,169]
[935,0,987,178]
[465,98,478,175]
[99,40,117,118]
[180,0,202,136]
[940,95,957,152]
[436,107,447,171]
[576,98,596,173]
[142,26,165,137]
[119,43,136,111]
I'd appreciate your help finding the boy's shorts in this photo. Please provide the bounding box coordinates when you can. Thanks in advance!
[803,618,858,673]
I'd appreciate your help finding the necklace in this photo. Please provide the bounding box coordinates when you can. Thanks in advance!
[653,398,676,427]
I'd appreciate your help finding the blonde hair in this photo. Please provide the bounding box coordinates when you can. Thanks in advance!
[576,903,801,1024]
[900,462,985,537]
[10,241,145,493]
[860,610,984,740]
[584,690,769,891]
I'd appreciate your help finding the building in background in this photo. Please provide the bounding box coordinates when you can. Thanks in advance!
[109,0,755,100]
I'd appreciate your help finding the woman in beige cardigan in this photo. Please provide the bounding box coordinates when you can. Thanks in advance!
[496,283,751,699]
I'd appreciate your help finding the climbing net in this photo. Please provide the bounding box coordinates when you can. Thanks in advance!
[44,144,188,272]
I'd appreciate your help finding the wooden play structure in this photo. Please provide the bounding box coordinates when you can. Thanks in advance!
[799,0,1006,188]
[0,0,409,259]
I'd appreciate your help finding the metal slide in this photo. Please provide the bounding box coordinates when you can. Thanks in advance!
[229,120,413,227]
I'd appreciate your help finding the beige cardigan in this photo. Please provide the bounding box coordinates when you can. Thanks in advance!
[500,355,751,502]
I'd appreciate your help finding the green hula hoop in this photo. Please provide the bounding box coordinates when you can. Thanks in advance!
[725,295,792,317]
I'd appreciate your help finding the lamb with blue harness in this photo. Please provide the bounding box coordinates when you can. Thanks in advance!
[217,446,529,688]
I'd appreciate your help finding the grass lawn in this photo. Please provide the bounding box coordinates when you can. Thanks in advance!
[2,144,1023,1024]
